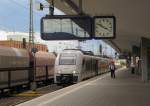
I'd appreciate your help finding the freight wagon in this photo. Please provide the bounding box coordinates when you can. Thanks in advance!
[0,46,56,92]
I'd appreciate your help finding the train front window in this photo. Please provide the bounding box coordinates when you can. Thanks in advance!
[59,53,76,65]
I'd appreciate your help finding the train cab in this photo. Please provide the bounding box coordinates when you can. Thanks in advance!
[54,50,83,84]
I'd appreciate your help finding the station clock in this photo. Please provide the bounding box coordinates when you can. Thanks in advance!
[94,16,116,38]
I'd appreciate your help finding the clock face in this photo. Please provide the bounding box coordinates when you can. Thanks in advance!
[95,17,115,38]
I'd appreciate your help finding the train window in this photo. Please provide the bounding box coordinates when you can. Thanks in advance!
[85,59,91,71]
[59,53,76,65]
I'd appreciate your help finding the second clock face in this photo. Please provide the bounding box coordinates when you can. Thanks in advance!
[95,17,114,37]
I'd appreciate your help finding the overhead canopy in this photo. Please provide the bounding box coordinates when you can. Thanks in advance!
[46,0,150,53]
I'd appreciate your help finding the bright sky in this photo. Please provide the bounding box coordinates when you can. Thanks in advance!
[0,0,64,32]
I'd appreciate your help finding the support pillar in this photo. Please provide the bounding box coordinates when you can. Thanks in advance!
[132,46,140,74]
[140,37,150,81]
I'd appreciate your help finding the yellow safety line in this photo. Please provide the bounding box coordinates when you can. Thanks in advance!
[15,91,42,97]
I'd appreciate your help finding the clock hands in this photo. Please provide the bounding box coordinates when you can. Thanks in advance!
[97,23,112,32]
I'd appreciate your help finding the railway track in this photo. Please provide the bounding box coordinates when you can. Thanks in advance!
[0,84,63,106]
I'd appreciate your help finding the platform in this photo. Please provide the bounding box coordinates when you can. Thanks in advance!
[17,67,150,106]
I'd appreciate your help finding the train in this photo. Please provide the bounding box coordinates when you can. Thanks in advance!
[0,46,118,91]
[54,49,111,84]
[0,46,56,91]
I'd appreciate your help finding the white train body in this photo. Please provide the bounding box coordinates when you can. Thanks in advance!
[54,50,110,84]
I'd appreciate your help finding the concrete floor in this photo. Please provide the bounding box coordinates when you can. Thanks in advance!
[17,68,150,106]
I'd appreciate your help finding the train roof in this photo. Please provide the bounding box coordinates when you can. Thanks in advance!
[60,49,111,61]
[63,49,94,56]
[63,49,111,59]
[0,46,29,57]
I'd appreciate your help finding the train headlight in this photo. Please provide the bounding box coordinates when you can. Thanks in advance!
[58,71,61,74]
[73,71,76,74]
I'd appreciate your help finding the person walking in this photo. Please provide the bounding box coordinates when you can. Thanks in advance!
[131,63,135,74]
[109,61,116,78]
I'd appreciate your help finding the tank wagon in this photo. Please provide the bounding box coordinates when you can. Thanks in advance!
[0,46,56,91]
[54,49,111,84]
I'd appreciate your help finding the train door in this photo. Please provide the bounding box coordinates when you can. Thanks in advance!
[81,58,86,80]
[91,59,98,76]
[95,60,98,75]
